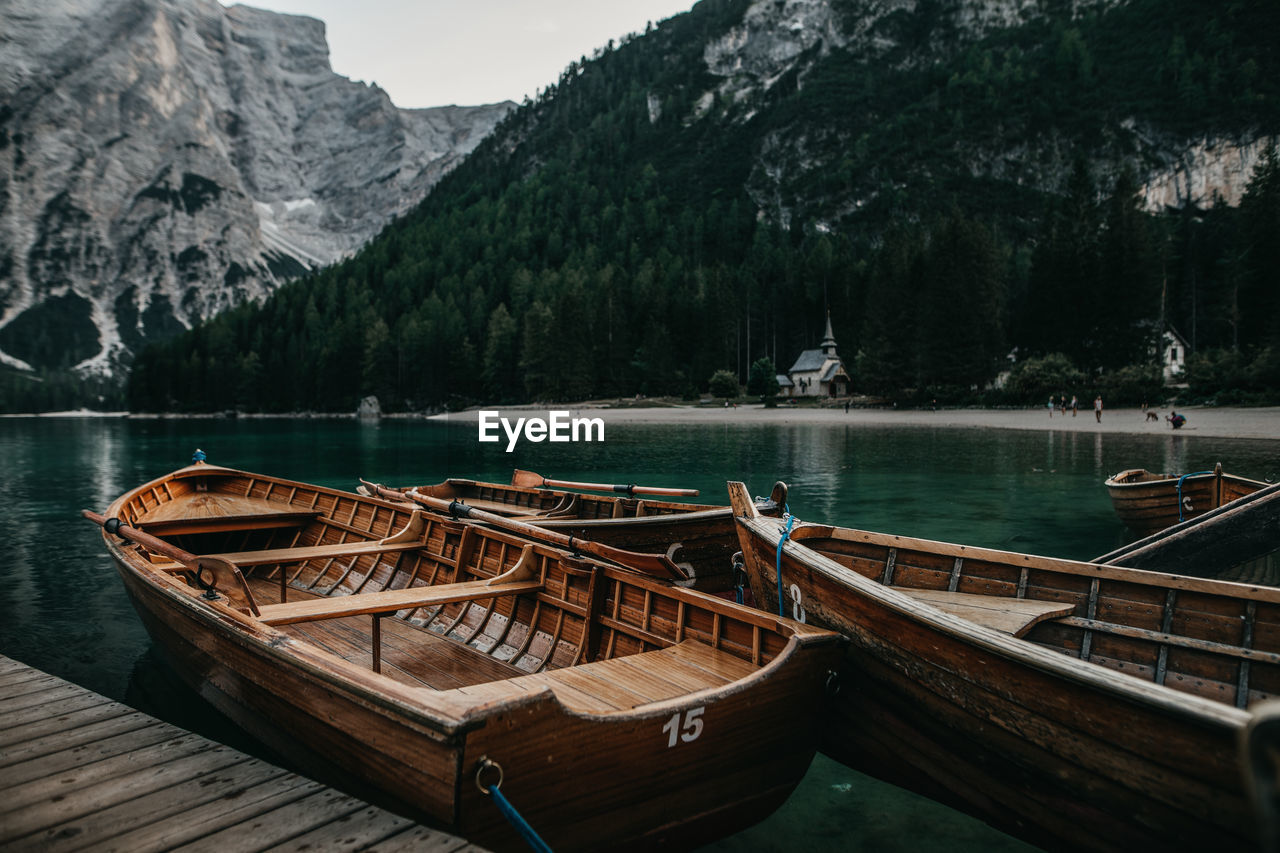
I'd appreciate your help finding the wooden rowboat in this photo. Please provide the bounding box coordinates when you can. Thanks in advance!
[727,480,1279,851]
[367,475,786,593]
[85,462,841,851]
[1105,463,1267,537]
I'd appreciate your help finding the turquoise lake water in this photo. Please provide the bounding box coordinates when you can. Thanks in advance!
[2,415,1277,850]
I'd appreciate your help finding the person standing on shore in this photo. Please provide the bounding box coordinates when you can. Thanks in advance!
[1094,395,1103,423]
[1048,397,1054,418]
[1071,395,1078,417]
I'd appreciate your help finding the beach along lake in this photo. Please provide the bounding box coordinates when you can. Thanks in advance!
[3,415,1277,851]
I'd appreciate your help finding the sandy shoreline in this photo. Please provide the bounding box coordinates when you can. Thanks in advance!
[433,404,1280,441]
[7,404,1277,440]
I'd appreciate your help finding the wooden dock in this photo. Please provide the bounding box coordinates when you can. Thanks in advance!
[0,655,482,852]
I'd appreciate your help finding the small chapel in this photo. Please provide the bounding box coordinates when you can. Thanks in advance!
[777,314,851,398]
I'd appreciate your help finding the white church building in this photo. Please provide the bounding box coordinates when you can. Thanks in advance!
[778,314,851,398]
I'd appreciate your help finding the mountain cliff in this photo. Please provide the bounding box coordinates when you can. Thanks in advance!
[110,0,1280,411]
[0,0,512,388]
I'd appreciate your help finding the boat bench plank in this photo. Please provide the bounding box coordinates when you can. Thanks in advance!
[256,579,544,626]
[501,640,756,713]
[204,539,425,567]
[893,588,1075,638]
[137,511,322,537]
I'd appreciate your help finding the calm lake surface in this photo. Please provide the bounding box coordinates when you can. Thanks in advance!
[3,415,1277,851]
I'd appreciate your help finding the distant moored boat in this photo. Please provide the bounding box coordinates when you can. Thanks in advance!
[1105,463,1267,536]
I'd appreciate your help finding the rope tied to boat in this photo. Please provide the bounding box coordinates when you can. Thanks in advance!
[776,506,796,619]
[475,756,553,853]
[731,551,747,604]
[1176,470,1215,522]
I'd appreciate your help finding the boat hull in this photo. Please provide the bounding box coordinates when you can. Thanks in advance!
[98,465,841,851]
[732,513,1256,852]
[1106,467,1266,537]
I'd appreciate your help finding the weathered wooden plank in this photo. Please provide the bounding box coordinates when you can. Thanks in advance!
[663,639,758,681]
[169,789,370,852]
[84,774,325,853]
[0,743,249,840]
[0,716,172,776]
[9,758,292,853]
[363,825,480,853]
[0,656,474,852]
[259,803,417,852]
[0,683,88,715]
[893,588,1075,638]
[0,657,31,676]
[0,673,68,701]
[0,667,59,690]
[0,691,119,735]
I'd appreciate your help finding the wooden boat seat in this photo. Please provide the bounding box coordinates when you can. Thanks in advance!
[257,541,543,627]
[204,538,424,567]
[455,640,759,713]
[892,588,1075,638]
[137,510,322,537]
[201,509,430,567]
[256,578,544,626]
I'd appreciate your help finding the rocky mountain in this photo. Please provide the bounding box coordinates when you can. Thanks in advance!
[0,0,512,384]
[96,0,1280,412]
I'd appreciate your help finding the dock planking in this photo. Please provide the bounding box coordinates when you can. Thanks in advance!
[0,655,484,852]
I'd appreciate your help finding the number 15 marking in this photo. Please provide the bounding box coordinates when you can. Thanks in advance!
[662,706,705,747]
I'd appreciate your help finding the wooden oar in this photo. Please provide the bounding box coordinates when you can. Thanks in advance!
[510,469,699,497]
[81,510,260,615]
[361,481,688,580]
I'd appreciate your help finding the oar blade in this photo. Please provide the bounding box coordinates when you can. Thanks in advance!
[511,469,546,488]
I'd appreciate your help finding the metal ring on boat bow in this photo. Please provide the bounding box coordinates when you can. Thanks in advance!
[475,755,504,794]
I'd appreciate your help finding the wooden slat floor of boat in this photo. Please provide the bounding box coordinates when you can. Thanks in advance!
[0,655,483,853]
[451,640,759,713]
[250,578,525,690]
[892,587,1076,638]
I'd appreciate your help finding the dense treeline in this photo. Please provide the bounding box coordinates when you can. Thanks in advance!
[122,0,1280,413]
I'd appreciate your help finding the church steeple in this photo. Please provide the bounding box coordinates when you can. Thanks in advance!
[820,312,837,356]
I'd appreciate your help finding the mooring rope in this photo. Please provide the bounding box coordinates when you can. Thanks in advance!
[776,508,796,618]
[477,757,552,853]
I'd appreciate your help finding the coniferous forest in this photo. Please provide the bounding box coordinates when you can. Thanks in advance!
[115,0,1280,413]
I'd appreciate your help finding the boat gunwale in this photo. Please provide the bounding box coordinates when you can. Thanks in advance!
[1104,468,1270,491]
[418,478,728,524]
[738,513,1253,729]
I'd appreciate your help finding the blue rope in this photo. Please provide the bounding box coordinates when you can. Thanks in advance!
[776,508,796,618]
[486,783,553,853]
[1176,470,1215,523]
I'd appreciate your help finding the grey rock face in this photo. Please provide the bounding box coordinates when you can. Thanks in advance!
[700,0,1264,228]
[0,0,512,376]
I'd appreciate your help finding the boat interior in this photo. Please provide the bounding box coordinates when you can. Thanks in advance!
[787,524,1280,710]
[410,478,711,520]
[117,469,807,713]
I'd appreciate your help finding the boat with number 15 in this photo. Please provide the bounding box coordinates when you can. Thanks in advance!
[84,461,842,851]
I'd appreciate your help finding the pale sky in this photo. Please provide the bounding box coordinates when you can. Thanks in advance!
[238,1,699,108]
